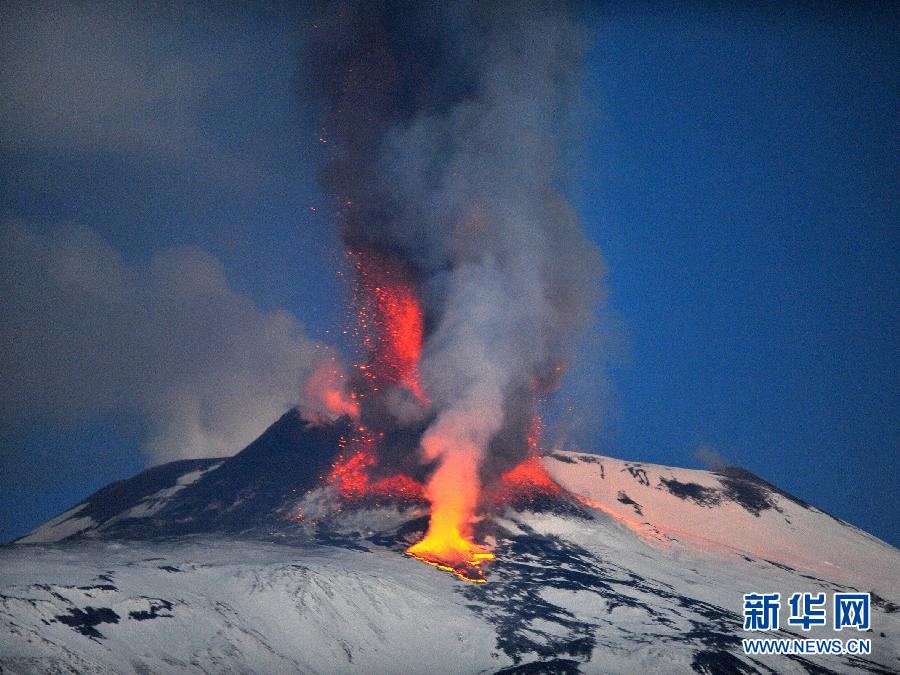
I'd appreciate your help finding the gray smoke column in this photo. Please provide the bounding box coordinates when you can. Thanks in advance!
[306,1,603,503]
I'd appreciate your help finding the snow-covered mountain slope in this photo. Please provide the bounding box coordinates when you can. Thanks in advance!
[3,410,899,673]
[541,451,897,594]
[16,459,224,544]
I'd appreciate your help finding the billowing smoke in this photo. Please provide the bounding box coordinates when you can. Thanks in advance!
[306,1,603,557]
[0,219,328,465]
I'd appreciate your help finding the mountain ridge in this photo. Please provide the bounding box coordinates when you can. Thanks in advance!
[3,408,898,673]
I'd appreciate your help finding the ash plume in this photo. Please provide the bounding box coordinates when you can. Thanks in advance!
[306,1,603,480]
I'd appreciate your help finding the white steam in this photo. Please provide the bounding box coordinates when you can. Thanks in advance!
[0,219,325,464]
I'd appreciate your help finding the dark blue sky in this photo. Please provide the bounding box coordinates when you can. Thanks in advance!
[1,3,897,545]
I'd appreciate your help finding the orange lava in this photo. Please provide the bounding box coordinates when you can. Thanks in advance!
[350,251,427,401]
[404,454,562,582]
[404,436,496,582]
[406,540,494,583]
[329,428,424,505]
[405,486,494,582]
[405,414,552,582]
[328,448,374,500]
[405,493,496,581]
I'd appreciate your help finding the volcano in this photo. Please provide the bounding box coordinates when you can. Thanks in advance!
[2,409,898,673]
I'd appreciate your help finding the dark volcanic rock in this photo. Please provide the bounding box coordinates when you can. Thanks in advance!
[148,409,349,535]
[18,457,225,541]
[21,409,352,542]
[55,606,120,638]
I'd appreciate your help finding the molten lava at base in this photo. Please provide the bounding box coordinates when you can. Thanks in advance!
[325,436,571,582]
[406,538,495,584]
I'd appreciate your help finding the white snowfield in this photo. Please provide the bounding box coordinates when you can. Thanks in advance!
[1,449,898,674]
[0,541,500,674]
[541,451,898,594]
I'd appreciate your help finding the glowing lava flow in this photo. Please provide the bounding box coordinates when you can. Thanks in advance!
[405,411,560,582]
[406,444,495,582]
[406,453,563,582]
[406,543,495,584]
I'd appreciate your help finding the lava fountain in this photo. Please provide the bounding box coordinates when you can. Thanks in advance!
[346,250,497,580]
[349,250,427,403]
[311,249,571,582]
[304,2,602,583]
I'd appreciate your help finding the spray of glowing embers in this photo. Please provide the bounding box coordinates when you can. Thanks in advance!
[349,250,427,403]
[314,251,562,583]
[329,428,424,506]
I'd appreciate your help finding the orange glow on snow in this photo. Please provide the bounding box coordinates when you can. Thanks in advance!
[499,454,560,493]
[481,453,563,511]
